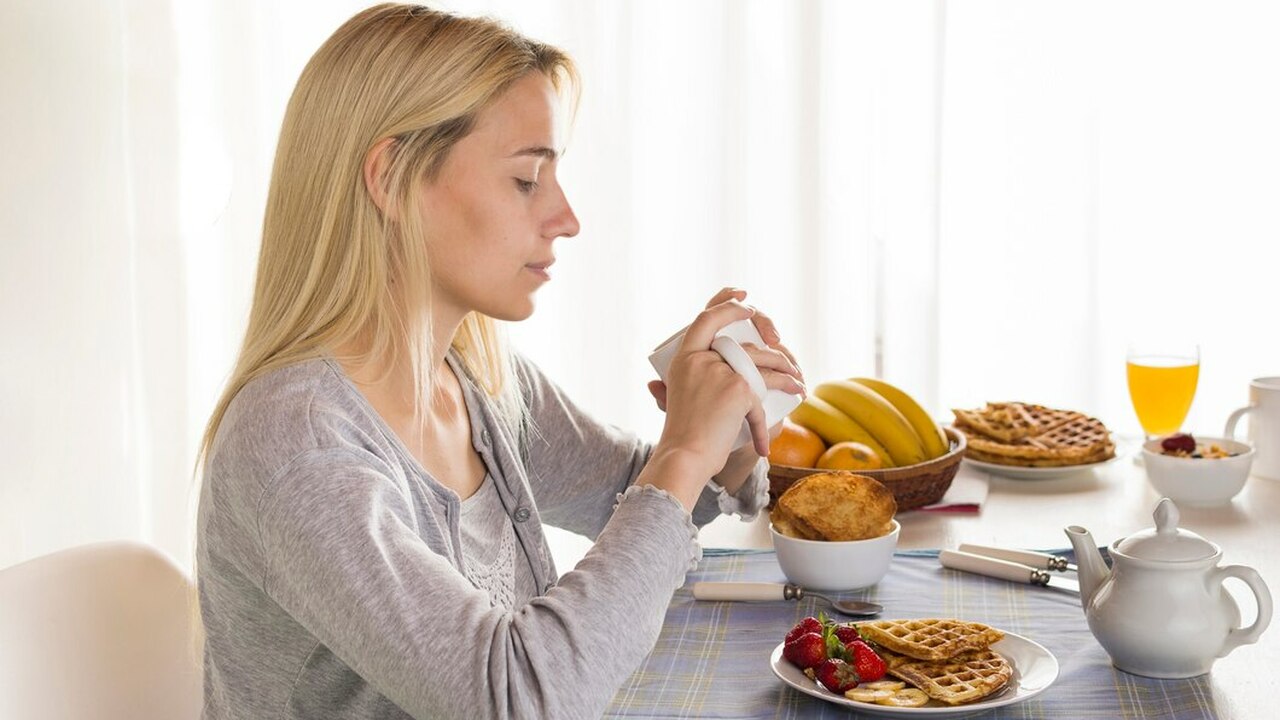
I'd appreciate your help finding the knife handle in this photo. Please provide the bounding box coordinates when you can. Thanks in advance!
[692,581,786,602]
[958,543,1069,571]
[940,550,1042,585]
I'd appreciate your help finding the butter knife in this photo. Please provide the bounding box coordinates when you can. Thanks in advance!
[957,543,1077,573]
[940,549,1080,594]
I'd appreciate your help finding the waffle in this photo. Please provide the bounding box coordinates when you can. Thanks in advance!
[887,649,1013,705]
[966,445,1113,467]
[855,618,1004,661]
[952,403,1079,443]
[870,646,916,671]
[954,404,1115,468]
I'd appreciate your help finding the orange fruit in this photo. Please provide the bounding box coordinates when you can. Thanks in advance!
[816,441,884,471]
[768,419,827,467]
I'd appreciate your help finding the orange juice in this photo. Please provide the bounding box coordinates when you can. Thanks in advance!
[1126,357,1199,436]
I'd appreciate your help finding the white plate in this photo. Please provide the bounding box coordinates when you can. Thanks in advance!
[770,631,1059,718]
[962,454,1120,480]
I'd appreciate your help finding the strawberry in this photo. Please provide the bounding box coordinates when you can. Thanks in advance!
[848,639,887,682]
[785,616,823,645]
[783,632,828,670]
[833,624,862,645]
[821,620,854,664]
[814,658,861,693]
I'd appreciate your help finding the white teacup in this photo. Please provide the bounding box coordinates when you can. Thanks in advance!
[648,318,802,449]
[1225,376,1280,480]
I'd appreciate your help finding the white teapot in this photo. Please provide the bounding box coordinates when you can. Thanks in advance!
[1064,498,1272,678]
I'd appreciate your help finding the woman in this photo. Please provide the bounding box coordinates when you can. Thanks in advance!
[196,5,805,719]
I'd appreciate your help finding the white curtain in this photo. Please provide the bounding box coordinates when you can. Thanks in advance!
[1,1,187,570]
[938,0,1280,438]
[3,0,1278,572]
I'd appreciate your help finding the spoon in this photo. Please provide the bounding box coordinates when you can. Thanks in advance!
[691,581,883,617]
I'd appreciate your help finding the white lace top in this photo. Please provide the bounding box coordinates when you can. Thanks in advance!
[459,474,538,611]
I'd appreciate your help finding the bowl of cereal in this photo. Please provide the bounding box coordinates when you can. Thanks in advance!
[1142,434,1254,507]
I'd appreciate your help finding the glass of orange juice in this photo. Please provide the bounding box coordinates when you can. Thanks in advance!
[1126,342,1200,440]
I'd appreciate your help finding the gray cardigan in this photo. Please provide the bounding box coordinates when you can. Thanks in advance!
[197,352,767,719]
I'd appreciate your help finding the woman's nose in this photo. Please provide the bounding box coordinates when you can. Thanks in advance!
[546,185,580,239]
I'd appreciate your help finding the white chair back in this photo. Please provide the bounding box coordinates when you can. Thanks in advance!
[0,541,202,720]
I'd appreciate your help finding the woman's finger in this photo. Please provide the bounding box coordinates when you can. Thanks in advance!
[743,307,805,383]
[679,299,755,353]
[745,397,771,457]
[772,342,803,382]
[759,368,806,397]
[748,307,783,346]
[647,380,668,412]
[738,343,803,381]
[704,287,747,309]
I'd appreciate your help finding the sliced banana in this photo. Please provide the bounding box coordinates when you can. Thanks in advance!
[862,680,905,691]
[876,689,929,707]
[844,687,894,702]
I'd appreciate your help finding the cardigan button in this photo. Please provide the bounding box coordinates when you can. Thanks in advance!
[514,507,531,523]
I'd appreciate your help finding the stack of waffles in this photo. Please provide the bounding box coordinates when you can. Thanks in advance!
[856,618,1013,706]
[952,402,1115,467]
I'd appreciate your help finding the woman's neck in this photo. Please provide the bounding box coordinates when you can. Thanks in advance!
[336,307,467,420]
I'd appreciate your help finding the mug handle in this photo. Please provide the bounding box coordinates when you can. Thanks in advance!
[710,335,767,401]
[1224,405,1256,440]
[1213,565,1273,657]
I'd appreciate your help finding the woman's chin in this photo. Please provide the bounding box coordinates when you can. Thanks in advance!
[482,296,537,322]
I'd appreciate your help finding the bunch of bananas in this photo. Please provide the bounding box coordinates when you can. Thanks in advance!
[790,378,950,468]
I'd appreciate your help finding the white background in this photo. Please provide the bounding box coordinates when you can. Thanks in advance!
[2,0,1278,571]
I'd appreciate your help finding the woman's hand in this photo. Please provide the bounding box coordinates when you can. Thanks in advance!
[646,287,806,428]
[639,290,806,510]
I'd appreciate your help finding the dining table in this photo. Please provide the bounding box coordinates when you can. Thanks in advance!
[597,440,1279,719]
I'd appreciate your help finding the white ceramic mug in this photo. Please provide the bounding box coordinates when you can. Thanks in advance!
[648,318,802,449]
[1225,377,1280,480]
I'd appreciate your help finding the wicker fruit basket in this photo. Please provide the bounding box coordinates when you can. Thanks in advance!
[767,427,967,511]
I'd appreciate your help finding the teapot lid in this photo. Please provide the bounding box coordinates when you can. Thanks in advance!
[1114,498,1217,562]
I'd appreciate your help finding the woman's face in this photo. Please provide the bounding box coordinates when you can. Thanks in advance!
[418,72,580,323]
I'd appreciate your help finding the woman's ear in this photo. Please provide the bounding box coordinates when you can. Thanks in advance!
[362,137,397,216]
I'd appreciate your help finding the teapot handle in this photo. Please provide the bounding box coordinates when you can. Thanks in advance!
[1213,565,1273,657]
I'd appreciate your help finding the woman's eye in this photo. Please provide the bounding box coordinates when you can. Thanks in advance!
[515,178,539,194]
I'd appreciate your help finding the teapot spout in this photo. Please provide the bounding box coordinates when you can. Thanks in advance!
[1065,525,1110,608]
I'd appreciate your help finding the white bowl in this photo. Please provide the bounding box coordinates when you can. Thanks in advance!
[1141,436,1254,507]
[769,519,900,591]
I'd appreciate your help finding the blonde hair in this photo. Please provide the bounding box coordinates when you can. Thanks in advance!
[188,3,576,657]
[198,3,578,470]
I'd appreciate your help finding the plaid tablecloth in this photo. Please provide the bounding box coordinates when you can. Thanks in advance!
[605,549,1218,719]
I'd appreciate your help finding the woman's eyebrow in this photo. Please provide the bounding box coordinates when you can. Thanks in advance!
[506,146,559,161]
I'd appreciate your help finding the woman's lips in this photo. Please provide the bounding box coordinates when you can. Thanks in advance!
[525,260,554,281]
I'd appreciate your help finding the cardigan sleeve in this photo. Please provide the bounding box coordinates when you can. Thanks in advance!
[250,446,699,720]
[512,353,767,539]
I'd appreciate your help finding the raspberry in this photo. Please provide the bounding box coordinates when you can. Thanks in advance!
[1161,433,1196,454]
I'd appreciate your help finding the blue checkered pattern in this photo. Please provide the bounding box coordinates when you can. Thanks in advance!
[606,549,1218,719]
